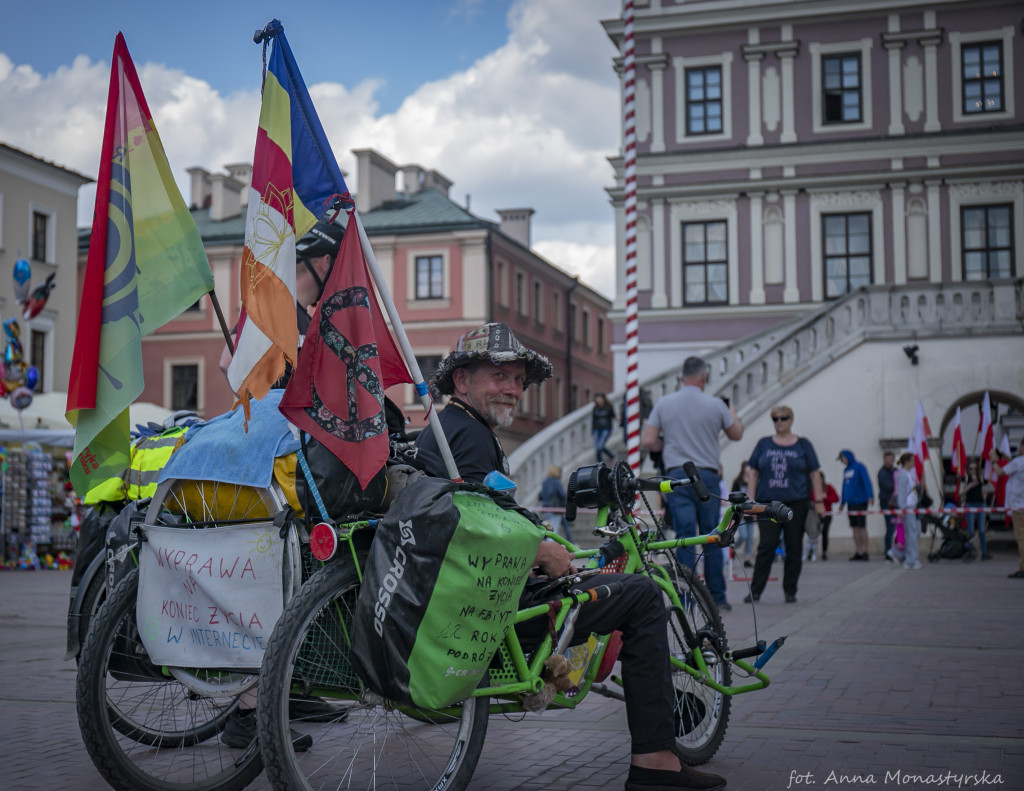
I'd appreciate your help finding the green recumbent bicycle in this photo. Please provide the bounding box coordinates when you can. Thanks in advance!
[254,459,792,791]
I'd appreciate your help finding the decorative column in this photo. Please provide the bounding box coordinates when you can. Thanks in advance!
[778,28,798,143]
[920,17,942,132]
[649,50,667,153]
[652,198,667,308]
[926,179,943,281]
[782,189,799,302]
[744,48,765,147]
[749,191,766,303]
[891,181,907,284]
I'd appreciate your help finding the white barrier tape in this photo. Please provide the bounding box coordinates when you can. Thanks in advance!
[844,506,1011,516]
[533,505,1013,518]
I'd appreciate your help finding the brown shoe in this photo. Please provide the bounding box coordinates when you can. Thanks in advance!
[625,763,727,791]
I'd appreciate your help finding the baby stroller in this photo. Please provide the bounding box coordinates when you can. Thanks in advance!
[924,512,976,562]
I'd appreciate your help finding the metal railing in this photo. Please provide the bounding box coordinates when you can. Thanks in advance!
[509,278,1023,505]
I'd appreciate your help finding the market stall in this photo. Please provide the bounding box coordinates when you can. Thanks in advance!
[0,392,173,567]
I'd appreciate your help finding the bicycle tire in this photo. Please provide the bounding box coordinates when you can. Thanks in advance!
[665,563,731,765]
[258,559,490,791]
[76,569,263,791]
[76,567,108,659]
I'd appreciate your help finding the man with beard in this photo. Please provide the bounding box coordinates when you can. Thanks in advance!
[414,323,729,791]
[415,322,553,484]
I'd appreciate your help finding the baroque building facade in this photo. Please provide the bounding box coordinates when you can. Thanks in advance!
[510,0,1024,535]
[601,0,1022,384]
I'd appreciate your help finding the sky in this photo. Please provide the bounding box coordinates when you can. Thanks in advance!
[0,0,624,297]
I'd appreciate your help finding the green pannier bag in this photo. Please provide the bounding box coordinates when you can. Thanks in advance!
[351,477,545,709]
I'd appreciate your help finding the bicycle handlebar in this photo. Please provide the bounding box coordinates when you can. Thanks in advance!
[636,461,711,502]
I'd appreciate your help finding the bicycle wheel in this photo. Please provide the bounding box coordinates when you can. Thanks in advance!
[75,566,108,659]
[76,569,263,791]
[258,559,490,791]
[665,563,731,765]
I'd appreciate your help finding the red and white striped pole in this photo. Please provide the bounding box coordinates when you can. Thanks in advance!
[622,0,641,477]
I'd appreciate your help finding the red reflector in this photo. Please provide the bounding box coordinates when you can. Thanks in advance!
[309,522,338,561]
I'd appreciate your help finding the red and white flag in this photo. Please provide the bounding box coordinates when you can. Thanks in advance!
[997,432,1011,458]
[950,406,966,477]
[979,392,994,478]
[909,400,930,485]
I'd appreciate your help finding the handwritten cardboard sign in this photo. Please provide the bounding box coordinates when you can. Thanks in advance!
[136,522,284,669]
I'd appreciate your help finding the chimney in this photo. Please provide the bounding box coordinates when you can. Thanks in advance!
[423,168,453,197]
[187,167,211,210]
[497,208,535,248]
[209,173,244,221]
[224,163,253,207]
[400,164,425,194]
[353,148,398,212]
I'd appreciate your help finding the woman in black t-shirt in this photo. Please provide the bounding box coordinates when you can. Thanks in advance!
[743,405,826,604]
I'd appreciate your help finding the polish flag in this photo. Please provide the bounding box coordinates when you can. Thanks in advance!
[979,392,994,478]
[950,406,966,477]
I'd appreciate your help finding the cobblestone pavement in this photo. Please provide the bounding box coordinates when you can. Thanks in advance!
[1,541,1022,791]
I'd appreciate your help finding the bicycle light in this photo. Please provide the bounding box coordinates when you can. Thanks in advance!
[566,463,616,520]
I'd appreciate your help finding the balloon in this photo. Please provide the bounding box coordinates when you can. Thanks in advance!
[22,273,56,320]
[10,386,33,411]
[13,257,31,303]
[3,318,21,344]
[25,366,38,391]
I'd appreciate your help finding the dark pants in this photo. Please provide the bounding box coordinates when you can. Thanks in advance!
[750,500,810,597]
[821,515,833,554]
[666,467,726,605]
[517,574,675,754]
[883,513,897,553]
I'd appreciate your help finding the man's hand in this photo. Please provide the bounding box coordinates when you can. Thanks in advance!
[534,541,575,578]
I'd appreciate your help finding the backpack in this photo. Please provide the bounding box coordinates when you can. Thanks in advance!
[351,477,545,709]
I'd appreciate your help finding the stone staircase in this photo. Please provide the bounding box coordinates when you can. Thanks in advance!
[509,278,1023,505]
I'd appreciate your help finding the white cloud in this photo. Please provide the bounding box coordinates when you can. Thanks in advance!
[534,238,616,300]
[0,0,623,297]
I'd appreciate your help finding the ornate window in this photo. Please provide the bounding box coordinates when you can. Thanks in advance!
[823,213,872,298]
[822,53,861,123]
[961,42,1003,115]
[682,220,728,305]
[961,204,1013,279]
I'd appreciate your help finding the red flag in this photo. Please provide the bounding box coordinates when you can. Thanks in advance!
[279,209,412,488]
[979,392,994,478]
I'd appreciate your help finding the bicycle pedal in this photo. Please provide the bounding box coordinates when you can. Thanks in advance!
[522,683,557,712]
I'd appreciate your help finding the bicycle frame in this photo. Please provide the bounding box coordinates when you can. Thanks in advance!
[471,498,773,715]
[295,463,790,723]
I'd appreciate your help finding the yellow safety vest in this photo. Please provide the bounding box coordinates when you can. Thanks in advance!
[83,427,188,504]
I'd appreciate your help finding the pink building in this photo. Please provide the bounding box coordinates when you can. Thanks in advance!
[77,150,612,452]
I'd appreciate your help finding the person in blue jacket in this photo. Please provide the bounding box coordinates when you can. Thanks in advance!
[837,449,875,560]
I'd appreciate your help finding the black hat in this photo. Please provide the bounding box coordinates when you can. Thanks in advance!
[296,217,345,260]
[430,323,553,400]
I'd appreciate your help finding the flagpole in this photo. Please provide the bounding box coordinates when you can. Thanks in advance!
[208,289,235,354]
[621,0,641,478]
[924,440,945,508]
[350,211,461,482]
